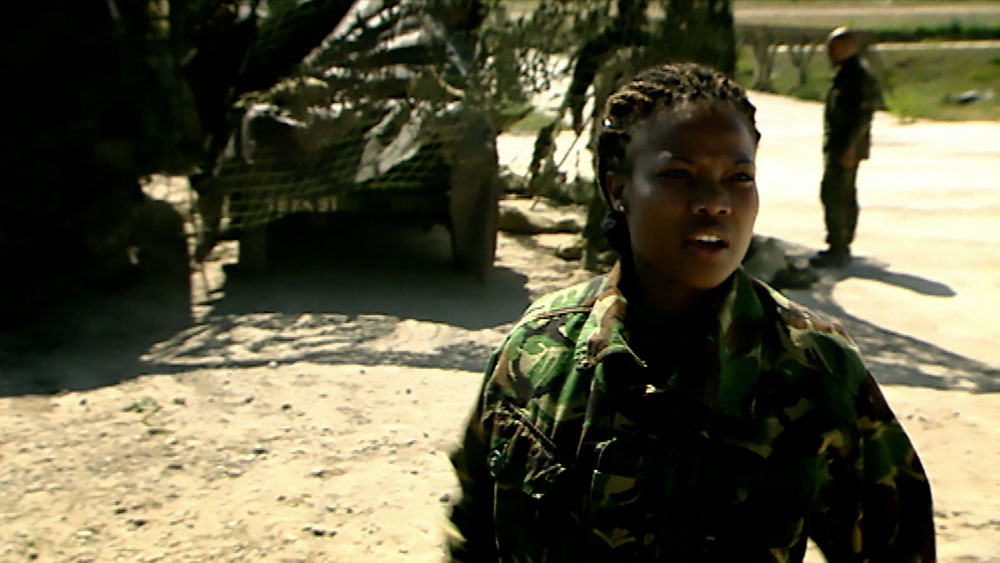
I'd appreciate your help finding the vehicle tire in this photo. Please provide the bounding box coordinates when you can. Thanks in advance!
[448,113,500,280]
[238,223,269,274]
[450,175,500,280]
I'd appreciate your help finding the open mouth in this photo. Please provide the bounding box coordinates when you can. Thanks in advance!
[686,234,729,251]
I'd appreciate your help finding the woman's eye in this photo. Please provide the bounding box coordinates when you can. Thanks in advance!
[730,172,755,182]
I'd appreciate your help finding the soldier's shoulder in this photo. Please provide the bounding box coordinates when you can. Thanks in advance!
[498,274,608,371]
[753,280,847,336]
[485,276,608,409]
[751,278,869,386]
[515,274,608,326]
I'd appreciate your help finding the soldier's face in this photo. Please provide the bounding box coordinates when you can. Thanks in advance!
[607,103,759,308]
[827,37,854,65]
[826,41,840,65]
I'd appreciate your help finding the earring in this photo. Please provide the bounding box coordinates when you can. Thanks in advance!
[615,202,625,213]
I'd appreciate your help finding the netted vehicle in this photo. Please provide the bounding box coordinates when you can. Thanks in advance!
[195,0,505,278]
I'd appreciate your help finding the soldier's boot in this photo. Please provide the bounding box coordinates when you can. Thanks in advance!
[810,246,851,268]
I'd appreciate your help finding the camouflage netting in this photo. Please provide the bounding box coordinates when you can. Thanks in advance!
[197,0,526,234]
[200,3,463,230]
[2,0,737,319]
[196,0,676,233]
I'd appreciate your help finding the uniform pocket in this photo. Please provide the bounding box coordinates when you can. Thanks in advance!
[487,405,566,500]
[585,438,644,552]
[486,405,578,559]
[692,433,823,549]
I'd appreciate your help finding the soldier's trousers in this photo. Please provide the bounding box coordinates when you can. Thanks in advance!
[820,158,859,251]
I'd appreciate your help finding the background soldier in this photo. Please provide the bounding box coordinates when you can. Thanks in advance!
[812,27,883,268]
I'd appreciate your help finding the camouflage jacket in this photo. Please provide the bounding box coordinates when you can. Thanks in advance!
[448,263,935,562]
[824,55,883,162]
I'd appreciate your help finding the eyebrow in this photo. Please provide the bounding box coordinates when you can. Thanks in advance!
[664,154,755,165]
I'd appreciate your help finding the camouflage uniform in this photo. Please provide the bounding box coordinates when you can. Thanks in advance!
[821,54,882,253]
[448,263,934,561]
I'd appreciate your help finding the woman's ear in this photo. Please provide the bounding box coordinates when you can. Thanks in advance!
[606,171,627,212]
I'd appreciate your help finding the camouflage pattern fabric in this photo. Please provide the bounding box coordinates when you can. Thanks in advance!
[820,159,861,251]
[448,262,935,561]
[821,54,882,250]
[823,55,882,161]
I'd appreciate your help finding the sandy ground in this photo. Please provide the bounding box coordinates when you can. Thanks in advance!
[2,90,999,562]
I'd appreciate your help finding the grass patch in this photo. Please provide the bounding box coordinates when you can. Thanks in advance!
[875,23,1000,42]
[736,45,1000,121]
[879,48,1000,121]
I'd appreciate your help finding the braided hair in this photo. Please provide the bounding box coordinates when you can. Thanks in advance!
[595,63,760,255]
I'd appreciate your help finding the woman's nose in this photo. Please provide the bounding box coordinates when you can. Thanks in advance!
[690,179,731,215]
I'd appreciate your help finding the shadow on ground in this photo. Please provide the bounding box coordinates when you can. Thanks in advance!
[147,234,998,394]
[1,216,532,396]
[211,215,531,330]
[143,216,532,375]
[782,252,999,393]
[839,258,956,297]
[0,274,193,397]
[6,222,994,397]
[1,195,195,396]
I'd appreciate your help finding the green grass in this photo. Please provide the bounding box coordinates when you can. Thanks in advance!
[880,48,1000,120]
[736,45,1000,121]
[731,2,1000,120]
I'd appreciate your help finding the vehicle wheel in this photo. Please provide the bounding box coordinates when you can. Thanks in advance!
[450,175,500,280]
[238,223,269,274]
[447,112,500,280]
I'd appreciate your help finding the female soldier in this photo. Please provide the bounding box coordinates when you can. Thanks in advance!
[448,62,934,562]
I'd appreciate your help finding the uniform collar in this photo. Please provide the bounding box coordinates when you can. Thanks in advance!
[574,261,645,370]
[575,262,767,417]
[837,54,861,72]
